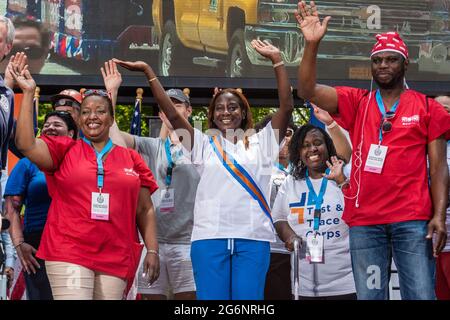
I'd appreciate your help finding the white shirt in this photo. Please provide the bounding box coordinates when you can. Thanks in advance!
[190,122,279,242]
[272,175,355,297]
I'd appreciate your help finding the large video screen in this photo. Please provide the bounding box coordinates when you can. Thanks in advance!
[1,0,449,82]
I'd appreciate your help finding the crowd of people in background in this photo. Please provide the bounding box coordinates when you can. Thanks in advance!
[1,1,449,300]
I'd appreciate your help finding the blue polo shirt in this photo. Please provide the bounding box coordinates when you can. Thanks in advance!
[4,158,51,234]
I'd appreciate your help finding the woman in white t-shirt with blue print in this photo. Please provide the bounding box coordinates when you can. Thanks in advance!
[272,124,356,300]
[115,39,294,300]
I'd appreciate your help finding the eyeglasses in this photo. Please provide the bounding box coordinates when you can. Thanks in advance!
[9,46,46,59]
[53,99,80,109]
[286,128,294,137]
[381,111,395,133]
[82,89,111,100]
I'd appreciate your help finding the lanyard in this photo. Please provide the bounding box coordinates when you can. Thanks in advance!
[83,138,113,192]
[164,138,174,187]
[376,90,399,144]
[274,162,288,174]
[305,168,330,231]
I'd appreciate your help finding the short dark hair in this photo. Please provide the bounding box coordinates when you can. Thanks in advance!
[207,89,253,130]
[81,90,114,117]
[44,111,78,140]
[12,16,51,50]
[288,124,338,180]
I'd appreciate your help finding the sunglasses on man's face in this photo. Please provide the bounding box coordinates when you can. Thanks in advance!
[53,99,81,109]
[9,46,46,59]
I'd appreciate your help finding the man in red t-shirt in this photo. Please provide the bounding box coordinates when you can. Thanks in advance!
[295,1,449,300]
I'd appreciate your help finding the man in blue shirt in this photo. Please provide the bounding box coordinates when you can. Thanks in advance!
[0,16,15,196]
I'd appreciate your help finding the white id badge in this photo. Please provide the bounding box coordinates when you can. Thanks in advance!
[160,188,175,213]
[91,192,110,220]
[364,144,388,174]
[306,233,324,263]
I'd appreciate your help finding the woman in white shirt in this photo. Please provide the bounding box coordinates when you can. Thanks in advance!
[115,40,294,300]
[272,124,356,299]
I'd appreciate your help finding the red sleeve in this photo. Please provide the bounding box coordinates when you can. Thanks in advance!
[40,135,77,173]
[427,99,450,143]
[130,149,158,195]
[332,86,369,131]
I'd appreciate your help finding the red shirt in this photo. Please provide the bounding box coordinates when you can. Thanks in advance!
[333,87,450,227]
[37,136,158,279]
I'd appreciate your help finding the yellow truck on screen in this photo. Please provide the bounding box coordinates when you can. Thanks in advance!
[152,0,450,78]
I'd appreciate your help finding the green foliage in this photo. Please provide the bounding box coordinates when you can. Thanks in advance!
[189,105,310,131]
[36,102,310,137]
[115,104,149,137]
[37,103,53,129]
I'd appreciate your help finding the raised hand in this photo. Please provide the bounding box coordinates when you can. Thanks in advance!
[113,58,152,74]
[101,59,122,93]
[251,39,282,63]
[213,87,222,97]
[324,155,346,184]
[295,1,331,42]
[312,103,333,126]
[4,52,28,88]
[8,58,35,93]
[158,110,173,130]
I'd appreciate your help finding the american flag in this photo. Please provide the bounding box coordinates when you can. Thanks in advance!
[130,98,142,136]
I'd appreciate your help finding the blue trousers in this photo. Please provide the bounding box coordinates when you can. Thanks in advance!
[349,220,435,300]
[191,238,270,300]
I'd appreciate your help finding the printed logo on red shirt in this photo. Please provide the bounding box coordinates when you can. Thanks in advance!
[401,115,420,126]
[124,168,139,177]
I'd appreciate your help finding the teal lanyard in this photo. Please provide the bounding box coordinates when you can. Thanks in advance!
[164,138,174,187]
[83,138,113,191]
[274,162,288,174]
[376,90,399,144]
[305,168,330,231]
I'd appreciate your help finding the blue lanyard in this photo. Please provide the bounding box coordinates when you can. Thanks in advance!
[83,138,113,191]
[376,90,399,144]
[164,138,174,187]
[274,162,288,174]
[305,168,330,231]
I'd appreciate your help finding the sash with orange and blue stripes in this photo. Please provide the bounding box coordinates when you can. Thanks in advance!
[210,136,273,225]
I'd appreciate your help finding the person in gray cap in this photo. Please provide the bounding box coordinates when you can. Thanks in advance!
[103,60,198,300]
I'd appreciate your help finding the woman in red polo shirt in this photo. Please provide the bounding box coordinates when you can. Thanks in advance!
[9,61,159,300]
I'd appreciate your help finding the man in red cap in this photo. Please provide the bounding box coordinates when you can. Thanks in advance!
[295,1,450,300]
[50,89,82,123]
